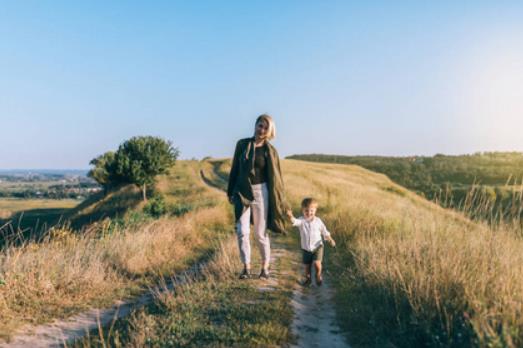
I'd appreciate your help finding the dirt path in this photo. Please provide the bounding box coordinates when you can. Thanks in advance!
[1,167,225,347]
[259,244,350,348]
[1,264,203,348]
[203,162,350,347]
[289,266,350,348]
[3,163,350,347]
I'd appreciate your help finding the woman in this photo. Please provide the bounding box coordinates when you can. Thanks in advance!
[227,114,288,280]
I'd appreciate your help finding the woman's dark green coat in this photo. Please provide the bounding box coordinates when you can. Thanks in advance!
[227,137,288,234]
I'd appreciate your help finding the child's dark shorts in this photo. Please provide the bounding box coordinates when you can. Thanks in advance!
[302,245,324,264]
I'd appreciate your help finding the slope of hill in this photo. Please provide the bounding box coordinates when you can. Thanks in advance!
[206,158,522,347]
[3,159,300,347]
[3,158,522,347]
[289,153,523,223]
[0,161,231,340]
[288,152,523,187]
[280,159,523,347]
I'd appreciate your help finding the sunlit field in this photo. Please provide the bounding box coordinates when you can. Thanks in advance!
[0,198,79,220]
[213,158,523,346]
[3,158,523,347]
[73,159,296,347]
[0,161,230,340]
[281,159,523,347]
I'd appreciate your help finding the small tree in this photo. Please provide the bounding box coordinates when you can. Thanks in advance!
[88,151,118,195]
[114,136,179,201]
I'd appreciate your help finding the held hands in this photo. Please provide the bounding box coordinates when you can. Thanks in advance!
[285,209,295,220]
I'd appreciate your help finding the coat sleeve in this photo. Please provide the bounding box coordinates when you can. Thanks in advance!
[274,148,284,187]
[227,140,242,198]
[273,148,290,211]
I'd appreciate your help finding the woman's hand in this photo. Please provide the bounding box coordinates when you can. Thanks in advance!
[286,209,294,220]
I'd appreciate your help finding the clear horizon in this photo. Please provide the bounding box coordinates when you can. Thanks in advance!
[2,1,523,169]
[3,150,523,171]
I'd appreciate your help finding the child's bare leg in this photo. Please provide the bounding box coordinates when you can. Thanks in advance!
[304,263,312,278]
[314,261,323,285]
[302,263,312,286]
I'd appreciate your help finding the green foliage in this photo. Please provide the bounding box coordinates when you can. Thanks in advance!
[169,202,193,217]
[89,136,180,201]
[143,200,194,218]
[114,136,179,201]
[143,194,167,218]
[87,151,117,191]
[101,211,154,236]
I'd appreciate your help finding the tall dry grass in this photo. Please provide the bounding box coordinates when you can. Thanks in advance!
[0,161,232,340]
[280,159,523,347]
[0,205,229,338]
[431,178,523,227]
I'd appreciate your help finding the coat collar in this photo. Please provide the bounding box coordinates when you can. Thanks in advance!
[245,136,272,160]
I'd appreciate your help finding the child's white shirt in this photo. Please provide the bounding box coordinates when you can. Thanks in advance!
[291,216,331,252]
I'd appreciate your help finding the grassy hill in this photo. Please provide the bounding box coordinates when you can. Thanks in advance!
[289,153,523,223]
[281,159,523,347]
[199,158,522,347]
[0,160,232,340]
[103,158,523,347]
[0,177,140,245]
[3,158,523,347]
[76,159,298,347]
[288,152,523,187]
[0,160,219,242]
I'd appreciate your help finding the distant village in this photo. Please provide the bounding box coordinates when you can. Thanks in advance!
[0,171,101,200]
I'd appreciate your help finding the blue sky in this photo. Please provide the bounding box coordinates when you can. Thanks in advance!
[1,1,522,169]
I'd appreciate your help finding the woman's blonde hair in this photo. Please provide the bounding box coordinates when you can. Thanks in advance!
[255,114,276,140]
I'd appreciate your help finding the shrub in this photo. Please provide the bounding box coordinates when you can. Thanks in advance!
[169,203,193,217]
[143,195,167,218]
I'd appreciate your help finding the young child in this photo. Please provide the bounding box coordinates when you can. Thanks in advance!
[286,198,336,286]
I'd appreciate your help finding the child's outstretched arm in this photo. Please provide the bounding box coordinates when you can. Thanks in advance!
[286,209,302,226]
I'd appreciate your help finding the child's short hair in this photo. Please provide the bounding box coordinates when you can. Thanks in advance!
[301,197,318,208]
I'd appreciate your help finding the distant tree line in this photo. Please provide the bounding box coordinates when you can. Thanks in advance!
[288,152,523,223]
[88,136,179,201]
